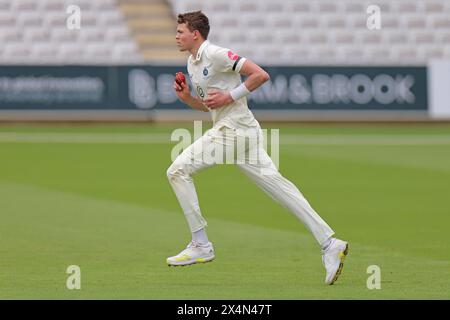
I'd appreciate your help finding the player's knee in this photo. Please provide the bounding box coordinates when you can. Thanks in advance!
[166,164,177,180]
[166,162,188,181]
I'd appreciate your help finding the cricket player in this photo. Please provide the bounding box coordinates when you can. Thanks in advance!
[167,11,349,285]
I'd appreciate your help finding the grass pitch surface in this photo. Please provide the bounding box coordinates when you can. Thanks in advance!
[1,123,449,299]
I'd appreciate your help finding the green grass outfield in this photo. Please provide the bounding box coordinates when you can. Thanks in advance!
[0,123,450,299]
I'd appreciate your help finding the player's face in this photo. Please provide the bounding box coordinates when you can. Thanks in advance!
[176,23,195,51]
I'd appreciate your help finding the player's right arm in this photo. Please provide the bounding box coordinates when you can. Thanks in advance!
[173,81,209,112]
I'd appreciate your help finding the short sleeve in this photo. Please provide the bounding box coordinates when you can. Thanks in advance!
[211,46,246,73]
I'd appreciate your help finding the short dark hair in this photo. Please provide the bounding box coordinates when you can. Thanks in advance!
[177,11,210,40]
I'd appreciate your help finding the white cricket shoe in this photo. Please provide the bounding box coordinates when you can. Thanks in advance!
[322,238,349,285]
[167,241,215,266]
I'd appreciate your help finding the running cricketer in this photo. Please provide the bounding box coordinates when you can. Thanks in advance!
[167,11,349,285]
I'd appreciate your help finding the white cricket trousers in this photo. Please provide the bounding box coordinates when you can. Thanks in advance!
[166,123,335,246]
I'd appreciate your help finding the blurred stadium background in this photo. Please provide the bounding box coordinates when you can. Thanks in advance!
[0,0,449,121]
[1,0,450,299]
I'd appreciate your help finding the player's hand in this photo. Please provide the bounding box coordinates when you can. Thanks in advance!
[173,81,191,102]
[204,89,234,109]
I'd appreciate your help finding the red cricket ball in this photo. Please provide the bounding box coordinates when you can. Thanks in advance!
[175,72,186,86]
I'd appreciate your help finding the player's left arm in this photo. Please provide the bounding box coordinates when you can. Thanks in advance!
[238,59,270,92]
[204,58,270,109]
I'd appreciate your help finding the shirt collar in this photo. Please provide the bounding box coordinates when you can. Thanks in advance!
[192,40,209,63]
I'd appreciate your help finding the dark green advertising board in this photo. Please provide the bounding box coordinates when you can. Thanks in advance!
[0,66,427,111]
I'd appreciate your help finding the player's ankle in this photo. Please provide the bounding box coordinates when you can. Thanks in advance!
[321,237,335,251]
[192,228,209,245]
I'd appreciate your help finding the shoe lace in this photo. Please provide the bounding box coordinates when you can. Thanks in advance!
[175,242,196,258]
[187,240,200,249]
[187,240,211,248]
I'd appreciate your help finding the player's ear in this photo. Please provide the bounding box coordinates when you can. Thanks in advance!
[193,30,199,40]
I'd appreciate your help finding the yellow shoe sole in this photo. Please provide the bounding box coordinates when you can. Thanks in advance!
[329,243,349,285]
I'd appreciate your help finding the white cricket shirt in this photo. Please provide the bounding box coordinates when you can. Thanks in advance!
[187,40,258,129]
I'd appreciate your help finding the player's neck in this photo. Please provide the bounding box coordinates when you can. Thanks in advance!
[190,40,206,57]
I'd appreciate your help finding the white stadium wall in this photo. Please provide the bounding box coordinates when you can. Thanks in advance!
[429,60,450,119]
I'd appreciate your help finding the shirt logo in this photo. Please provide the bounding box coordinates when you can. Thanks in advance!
[196,85,205,98]
[203,67,208,76]
[227,50,239,61]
